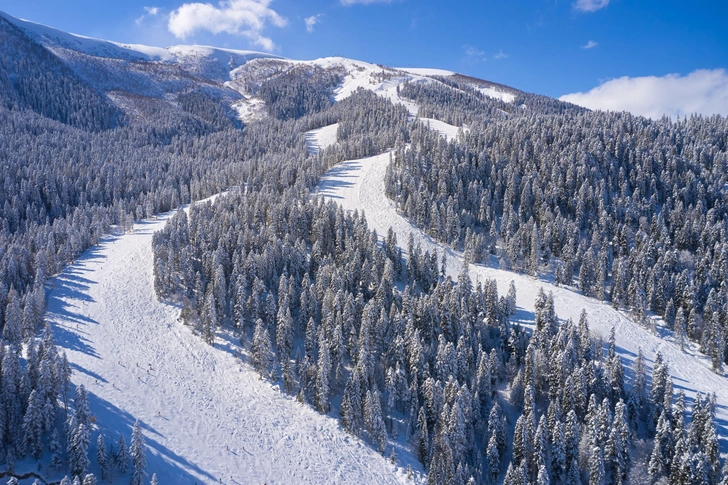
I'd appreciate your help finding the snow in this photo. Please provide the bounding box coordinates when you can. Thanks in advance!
[395,67,456,77]
[305,123,339,154]
[297,57,420,117]
[308,57,397,103]
[317,148,728,450]
[418,118,463,142]
[45,197,412,485]
[231,96,268,124]
[167,45,282,72]
[477,86,516,103]
[0,10,278,75]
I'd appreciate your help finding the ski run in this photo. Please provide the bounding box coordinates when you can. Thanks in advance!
[311,120,728,454]
[45,198,413,485]
[40,82,728,485]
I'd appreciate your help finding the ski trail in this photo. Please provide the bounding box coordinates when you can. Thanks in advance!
[317,149,728,450]
[46,198,410,484]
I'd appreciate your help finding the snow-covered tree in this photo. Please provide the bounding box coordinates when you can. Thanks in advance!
[130,420,147,485]
[252,318,275,379]
[116,434,130,474]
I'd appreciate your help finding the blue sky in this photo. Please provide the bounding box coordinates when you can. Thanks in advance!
[0,0,726,115]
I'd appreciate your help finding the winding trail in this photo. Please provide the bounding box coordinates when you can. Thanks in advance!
[315,141,728,449]
[46,199,408,485]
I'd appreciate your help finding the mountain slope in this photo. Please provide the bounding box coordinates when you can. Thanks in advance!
[0,10,528,129]
[311,114,728,450]
[45,201,415,485]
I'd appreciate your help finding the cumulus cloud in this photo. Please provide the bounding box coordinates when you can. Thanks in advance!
[340,0,392,5]
[559,69,728,119]
[168,0,287,51]
[581,40,598,49]
[494,50,508,60]
[136,6,161,25]
[305,14,323,33]
[573,0,609,12]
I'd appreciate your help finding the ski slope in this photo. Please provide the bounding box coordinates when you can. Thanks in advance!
[417,118,463,142]
[306,123,339,155]
[45,200,411,485]
[316,149,728,450]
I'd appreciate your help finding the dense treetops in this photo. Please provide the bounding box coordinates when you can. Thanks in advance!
[1,22,727,482]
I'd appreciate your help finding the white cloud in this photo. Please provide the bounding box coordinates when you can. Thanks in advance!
[168,0,287,51]
[305,14,323,33]
[340,0,392,5]
[136,6,161,25]
[573,0,609,12]
[559,69,728,119]
[494,50,508,60]
[463,44,486,61]
[582,40,598,49]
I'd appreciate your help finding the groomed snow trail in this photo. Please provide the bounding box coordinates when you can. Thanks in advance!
[46,203,408,485]
[317,150,728,448]
[305,123,339,155]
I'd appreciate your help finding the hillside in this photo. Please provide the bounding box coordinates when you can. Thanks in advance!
[0,8,727,485]
[44,198,414,485]
[0,9,522,129]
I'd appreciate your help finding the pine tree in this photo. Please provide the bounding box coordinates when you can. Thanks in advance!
[565,410,580,466]
[710,312,724,373]
[70,423,91,478]
[116,434,130,474]
[675,307,687,351]
[316,333,331,414]
[718,459,728,485]
[150,474,158,485]
[486,430,500,483]
[341,371,362,434]
[632,348,647,424]
[22,389,44,459]
[551,421,566,484]
[368,390,387,452]
[82,474,97,485]
[276,306,294,362]
[51,428,64,469]
[201,289,217,345]
[130,420,147,485]
[97,435,109,481]
[505,281,517,316]
[648,410,673,479]
[651,353,669,425]
[252,318,275,379]
[3,290,22,345]
[488,402,507,455]
[566,457,582,485]
[537,464,551,485]
[417,406,429,465]
[588,446,604,485]
[75,385,92,431]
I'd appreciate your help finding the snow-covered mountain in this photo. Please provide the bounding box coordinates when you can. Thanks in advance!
[6,8,728,485]
[0,10,521,126]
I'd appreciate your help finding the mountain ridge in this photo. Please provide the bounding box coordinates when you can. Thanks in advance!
[0,9,525,128]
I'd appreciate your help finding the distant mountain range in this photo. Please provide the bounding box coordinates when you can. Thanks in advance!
[0,9,523,129]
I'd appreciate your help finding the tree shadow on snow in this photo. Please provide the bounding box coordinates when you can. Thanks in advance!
[46,321,99,359]
[315,161,362,200]
[82,389,218,484]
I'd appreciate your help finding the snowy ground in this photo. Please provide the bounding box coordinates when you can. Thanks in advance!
[45,199,413,485]
[305,123,339,155]
[417,118,463,142]
[315,149,728,450]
